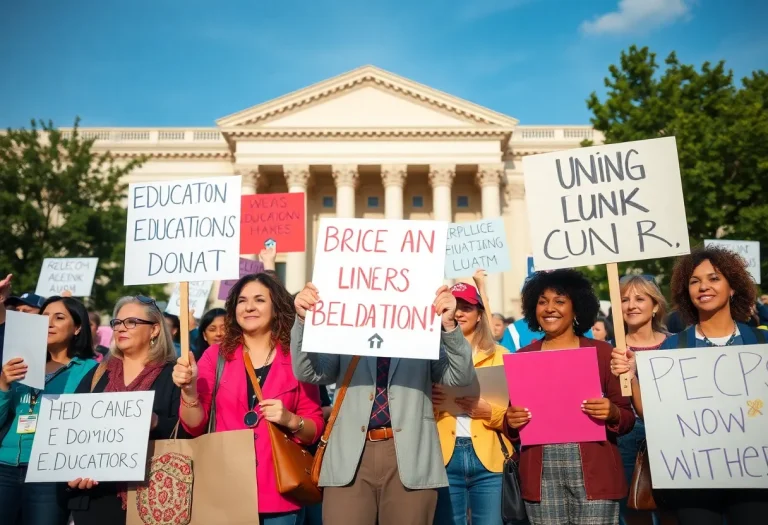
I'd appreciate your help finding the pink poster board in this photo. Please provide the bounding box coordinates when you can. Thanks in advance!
[218,258,265,300]
[503,347,606,446]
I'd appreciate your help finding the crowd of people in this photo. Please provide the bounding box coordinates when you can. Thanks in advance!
[0,244,766,525]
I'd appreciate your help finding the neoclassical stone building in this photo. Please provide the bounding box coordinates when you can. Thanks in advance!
[66,65,603,315]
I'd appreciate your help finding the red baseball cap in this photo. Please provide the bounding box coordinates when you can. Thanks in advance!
[450,282,484,308]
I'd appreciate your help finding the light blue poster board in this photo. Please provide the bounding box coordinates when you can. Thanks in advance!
[445,217,511,278]
[527,256,535,277]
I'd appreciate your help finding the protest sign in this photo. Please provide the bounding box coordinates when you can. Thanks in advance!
[440,365,509,415]
[218,258,266,300]
[26,391,156,482]
[444,218,511,278]
[522,137,690,271]
[241,193,305,254]
[124,176,241,286]
[35,258,98,297]
[637,346,768,489]
[166,281,213,319]
[503,348,605,446]
[3,311,48,390]
[704,239,761,284]
[527,256,535,277]
[302,218,448,360]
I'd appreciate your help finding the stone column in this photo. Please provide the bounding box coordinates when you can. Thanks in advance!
[381,164,407,220]
[505,174,529,316]
[429,165,455,285]
[236,166,260,195]
[332,164,358,218]
[284,165,311,294]
[477,164,504,313]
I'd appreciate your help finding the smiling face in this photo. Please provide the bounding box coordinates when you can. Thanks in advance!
[114,303,160,356]
[454,299,481,337]
[535,288,575,338]
[622,285,657,330]
[236,281,273,335]
[688,259,733,317]
[203,315,226,347]
[42,301,78,348]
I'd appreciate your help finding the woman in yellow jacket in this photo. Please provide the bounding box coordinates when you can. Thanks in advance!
[432,270,512,525]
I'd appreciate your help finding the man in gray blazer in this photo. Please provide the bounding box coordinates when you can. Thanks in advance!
[292,283,475,525]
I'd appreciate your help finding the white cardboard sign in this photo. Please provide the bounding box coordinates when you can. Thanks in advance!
[440,365,509,415]
[445,218,511,278]
[26,391,156,483]
[704,240,761,284]
[637,346,768,489]
[522,137,690,270]
[165,281,213,319]
[302,218,448,360]
[35,258,99,297]
[3,311,48,390]
[124,176,242,286]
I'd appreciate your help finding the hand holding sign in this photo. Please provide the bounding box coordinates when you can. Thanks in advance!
[433,285,458,331]
[259,241,277,271]
[0,273,12,303]
[505,406,531,429]
[581,398,619,422]
[172,353,198,397]
[0,357,27,390]
[610,348,636,379]
[295,283,320,320]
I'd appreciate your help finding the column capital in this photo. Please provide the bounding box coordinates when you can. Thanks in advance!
[234,165,263,191]
[381,164,408,188]
[476,164,504,188]
[504,176,525,200]
[428,164,455,188]
[332,164,359,188]
[283,164,311,189]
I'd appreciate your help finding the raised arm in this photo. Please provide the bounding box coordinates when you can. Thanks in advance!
[290,284,341,385]
[430,285,475,387]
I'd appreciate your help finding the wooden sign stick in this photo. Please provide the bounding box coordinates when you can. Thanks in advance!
[179,282,190,361]
[606,263,632,396]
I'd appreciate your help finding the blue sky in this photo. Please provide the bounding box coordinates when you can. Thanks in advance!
[0,0,765,128]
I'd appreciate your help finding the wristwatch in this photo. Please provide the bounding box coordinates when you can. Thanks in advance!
[291,416,305,434]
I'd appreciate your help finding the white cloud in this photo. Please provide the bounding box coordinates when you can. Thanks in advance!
[581,0,691,35]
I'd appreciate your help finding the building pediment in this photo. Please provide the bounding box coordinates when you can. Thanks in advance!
[216,65,518,137]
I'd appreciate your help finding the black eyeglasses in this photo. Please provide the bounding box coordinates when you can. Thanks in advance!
[135,295,160,310]
[110,317,155,330]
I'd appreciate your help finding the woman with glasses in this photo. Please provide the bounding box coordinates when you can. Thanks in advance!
[0,296,98,525]
[612,247,768,525]
[504,269,634,525]
[65,295,183,525]
[173,273,324,525]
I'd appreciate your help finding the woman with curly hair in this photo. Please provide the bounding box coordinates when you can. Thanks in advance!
[173,273,324,525]
[504,269,635,525]
[612,247,768,525]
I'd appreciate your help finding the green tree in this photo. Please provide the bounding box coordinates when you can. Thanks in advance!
[584,46,768,298]
[0,119,165,312]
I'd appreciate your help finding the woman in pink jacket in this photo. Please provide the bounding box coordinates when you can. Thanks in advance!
[173,273,325,525]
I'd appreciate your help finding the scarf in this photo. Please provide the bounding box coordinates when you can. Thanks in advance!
[103,357,165,509]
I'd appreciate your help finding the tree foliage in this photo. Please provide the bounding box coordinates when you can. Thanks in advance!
[584,46,768,297]
[0,119,165,311]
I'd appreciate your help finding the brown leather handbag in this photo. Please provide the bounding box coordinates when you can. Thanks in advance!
[628,440,657,511]
[244,353,322,505]
[310,356,360,485]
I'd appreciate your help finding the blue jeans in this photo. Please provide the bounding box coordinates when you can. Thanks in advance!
[0,463,68,525]
[434,437,503,525]
[260,509,304,525]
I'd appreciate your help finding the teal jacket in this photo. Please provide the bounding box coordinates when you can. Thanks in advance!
[0,357,97,466]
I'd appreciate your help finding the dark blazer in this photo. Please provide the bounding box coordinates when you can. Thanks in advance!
[504,337,636,502]
[64,361,187,524]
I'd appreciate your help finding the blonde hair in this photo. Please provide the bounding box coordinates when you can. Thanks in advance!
[620,276,668,334]
[470,308,496,354]
[110,296,176,364]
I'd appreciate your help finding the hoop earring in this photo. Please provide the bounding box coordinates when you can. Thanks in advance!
[573,318,579,327]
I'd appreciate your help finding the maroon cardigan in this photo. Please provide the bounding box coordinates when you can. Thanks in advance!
[504,337,635,502]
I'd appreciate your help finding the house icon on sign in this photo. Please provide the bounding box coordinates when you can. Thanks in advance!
[368,333,383,349]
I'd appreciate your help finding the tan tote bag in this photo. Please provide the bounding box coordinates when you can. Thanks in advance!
[127,354,259,525]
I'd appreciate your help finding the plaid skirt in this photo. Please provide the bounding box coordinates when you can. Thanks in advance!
[525,443,619,525]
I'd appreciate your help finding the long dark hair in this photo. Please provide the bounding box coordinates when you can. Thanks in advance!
[220,273,294,358]
[40,296,94,360]
[196,308,226,355]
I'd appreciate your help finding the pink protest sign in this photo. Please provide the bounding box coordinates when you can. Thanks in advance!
[503,347,605,446]
[218,258,265,300]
